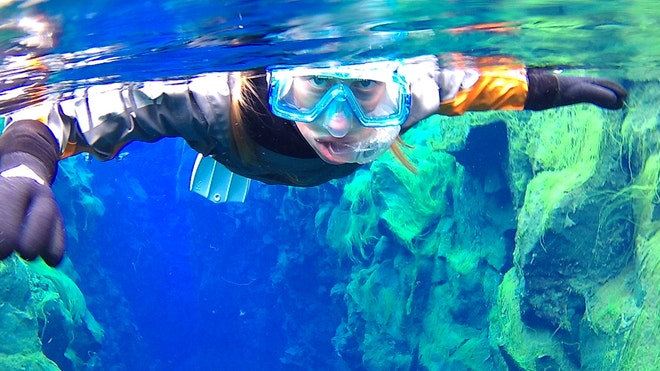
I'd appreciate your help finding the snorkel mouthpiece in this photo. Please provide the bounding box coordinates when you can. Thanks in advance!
[328,125,401,164]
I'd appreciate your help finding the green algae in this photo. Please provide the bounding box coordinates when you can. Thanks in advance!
[509,104,605,230]
[0,256,42,356]
[328,79,660,370]
[612,83,660,370]
[27,259,105,344]
[489,270,572,371]
[327,115,464,261]
[331,113,514,370]
[0,353,60,370]
[489,82,660,371]
[619,229,660,370]
[376,149,459,252]
[0,256,103,370]
[585,265,639,337]
[326,169,381,261]
[493,100,634,369]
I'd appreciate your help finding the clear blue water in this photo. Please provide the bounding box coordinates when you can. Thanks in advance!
[2,1,660,370]
[4,0,659,84]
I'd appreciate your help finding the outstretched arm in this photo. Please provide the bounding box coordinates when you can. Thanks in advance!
[401,56,627,125]
[6,73,237,161]
[0,73,238,265]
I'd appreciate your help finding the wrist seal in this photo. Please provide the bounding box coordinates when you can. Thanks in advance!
[524,69,560,111]
[0,119,60,183]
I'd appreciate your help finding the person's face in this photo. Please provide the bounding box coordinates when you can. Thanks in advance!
[291,77,399,164]
[269,74,399,164]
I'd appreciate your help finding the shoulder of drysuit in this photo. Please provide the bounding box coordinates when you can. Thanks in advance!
[430,56,528,115]
[398,54,526,95]
[1,73,240,160]
[56,73,241,156]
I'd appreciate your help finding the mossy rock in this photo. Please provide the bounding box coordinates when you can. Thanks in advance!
[0,352,60,371]
[28,259,104,370]
[0,256,103,370]
[0,256,40,355]
[489,270,574,371]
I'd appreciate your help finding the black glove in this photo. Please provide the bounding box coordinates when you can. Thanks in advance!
[0,119,64,266]
[524,69,627,110]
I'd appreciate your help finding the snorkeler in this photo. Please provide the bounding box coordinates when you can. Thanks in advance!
[0,55,626,266]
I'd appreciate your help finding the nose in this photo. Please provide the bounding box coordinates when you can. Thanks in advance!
[323,98,354,138]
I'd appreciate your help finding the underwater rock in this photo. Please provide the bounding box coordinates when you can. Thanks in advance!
[519,189,634,339]
[0,256,53,368]
[326,114,519,370]
[0,256,103,370]
[494,104,638,370]
[0,260,58,369]
[292,100,655,370]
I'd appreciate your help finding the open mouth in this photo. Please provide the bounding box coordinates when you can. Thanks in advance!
[312,137,384,165]
[307,125,400,164]
[326,141,360,155]
[316,138,369,155]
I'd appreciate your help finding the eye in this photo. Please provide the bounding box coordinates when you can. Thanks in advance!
[350,80,384,101]
[355,79,376,89]
[351,80,383,94]
[309,76,330,89]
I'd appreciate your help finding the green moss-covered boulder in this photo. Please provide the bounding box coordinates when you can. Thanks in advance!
[0,255,104,370]
[330,114,517,370]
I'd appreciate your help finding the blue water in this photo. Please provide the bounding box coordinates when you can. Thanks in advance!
[4,0,658,85]
[54,139,300,369]
[2,1,660,370]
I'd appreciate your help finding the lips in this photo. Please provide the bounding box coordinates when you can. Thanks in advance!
[329,142,359,155]
[316,138,360,155]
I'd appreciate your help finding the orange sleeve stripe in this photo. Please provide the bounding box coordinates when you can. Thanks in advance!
[34,116,48,124]
[62,142,126,161]
[438,67,528,116]
[62,142,78,158]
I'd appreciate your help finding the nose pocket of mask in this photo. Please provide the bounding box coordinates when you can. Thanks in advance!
[322,98,355,138]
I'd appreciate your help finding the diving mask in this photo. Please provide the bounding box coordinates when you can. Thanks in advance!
[267,61,412,128]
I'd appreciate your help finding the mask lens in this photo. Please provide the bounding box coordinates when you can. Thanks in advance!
[290,76,339,111]
[268,63,411,127]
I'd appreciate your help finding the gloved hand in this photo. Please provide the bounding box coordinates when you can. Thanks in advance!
[0,119,64,266]
[525,69,627,110]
